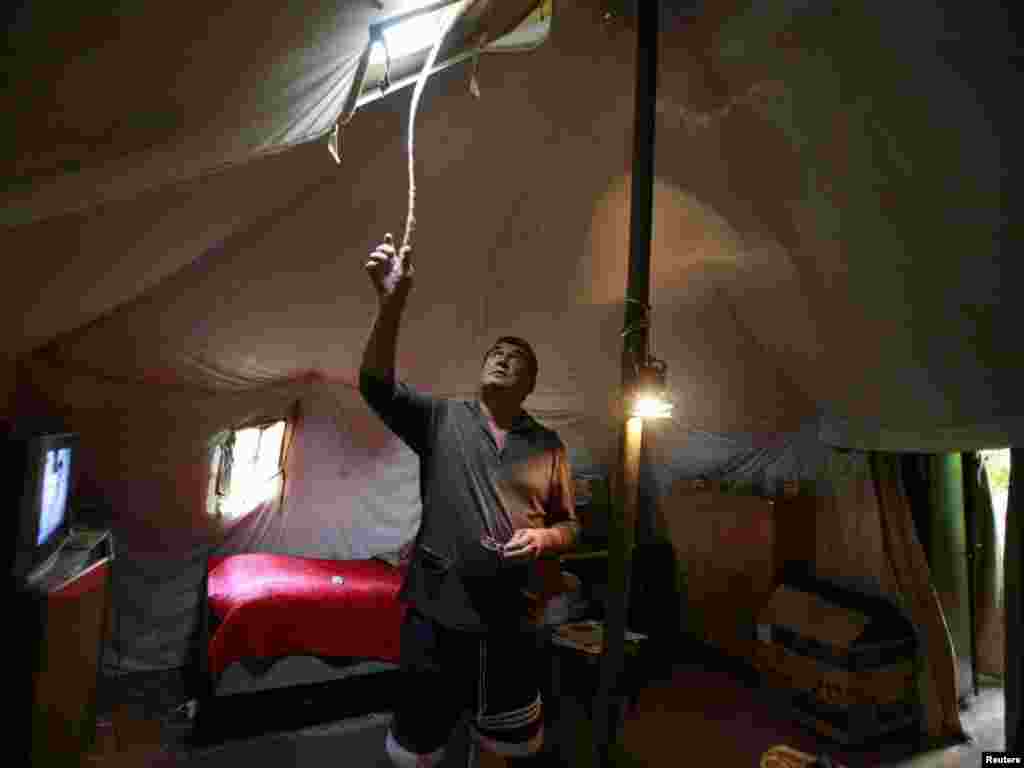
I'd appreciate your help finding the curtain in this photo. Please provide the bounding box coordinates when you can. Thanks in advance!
[869,453,967,744]
[900,454,933,564]
[962,451,1004,678]
[926,454,972,700]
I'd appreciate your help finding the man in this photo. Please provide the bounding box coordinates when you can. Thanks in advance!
[360,234,579,767]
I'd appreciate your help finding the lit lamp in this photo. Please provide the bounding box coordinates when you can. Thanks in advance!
[629,357,673,420]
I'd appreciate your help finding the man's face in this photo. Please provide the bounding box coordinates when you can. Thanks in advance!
[480,342,533,396]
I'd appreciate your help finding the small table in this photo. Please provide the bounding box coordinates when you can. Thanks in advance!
[542,621,647,764]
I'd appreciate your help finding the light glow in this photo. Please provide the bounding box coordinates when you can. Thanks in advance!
[631,395,674,420]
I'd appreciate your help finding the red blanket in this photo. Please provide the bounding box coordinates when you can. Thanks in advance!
[207,554,407,677]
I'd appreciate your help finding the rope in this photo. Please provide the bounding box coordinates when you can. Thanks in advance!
[402,3,466,254]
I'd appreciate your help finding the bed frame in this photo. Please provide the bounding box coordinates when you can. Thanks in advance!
[190,554,402,746]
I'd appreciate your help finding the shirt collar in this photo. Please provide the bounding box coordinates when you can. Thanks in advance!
[470,399,536,434]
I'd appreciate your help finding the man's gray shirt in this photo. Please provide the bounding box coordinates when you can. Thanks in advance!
[359,369,577,632]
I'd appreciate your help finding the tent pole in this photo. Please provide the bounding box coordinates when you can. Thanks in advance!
[962,452,979,698]
[594,0,659,764]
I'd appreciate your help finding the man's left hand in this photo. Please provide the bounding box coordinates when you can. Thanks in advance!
[501,528,556,561]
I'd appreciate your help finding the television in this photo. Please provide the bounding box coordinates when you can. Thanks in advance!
[7,431,79,583]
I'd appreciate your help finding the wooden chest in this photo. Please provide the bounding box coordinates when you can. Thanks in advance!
[753,574,920,746]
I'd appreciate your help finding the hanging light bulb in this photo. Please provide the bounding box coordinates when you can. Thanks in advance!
[629,357,673,420]
[632,395,673,420]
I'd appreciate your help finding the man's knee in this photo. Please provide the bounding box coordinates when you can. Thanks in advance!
[385,727,445,768]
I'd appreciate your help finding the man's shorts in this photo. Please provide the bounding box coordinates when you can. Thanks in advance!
[390,607,545,758]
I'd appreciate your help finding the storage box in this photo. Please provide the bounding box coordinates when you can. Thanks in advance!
[753,575,920,745]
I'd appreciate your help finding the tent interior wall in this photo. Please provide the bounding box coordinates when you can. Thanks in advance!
[3,0,1018,756]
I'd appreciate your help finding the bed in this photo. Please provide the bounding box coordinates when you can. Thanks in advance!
[193,553,408,744]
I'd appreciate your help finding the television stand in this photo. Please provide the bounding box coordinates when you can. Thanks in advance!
[16,528,114,767]
[26,528,113,593]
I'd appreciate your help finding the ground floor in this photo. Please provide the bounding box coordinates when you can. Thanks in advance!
[89,641,1004,767]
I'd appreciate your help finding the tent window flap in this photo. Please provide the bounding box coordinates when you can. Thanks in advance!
[355,0,552,106]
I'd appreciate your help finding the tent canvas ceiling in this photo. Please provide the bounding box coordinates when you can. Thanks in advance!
[4,0,1018,455]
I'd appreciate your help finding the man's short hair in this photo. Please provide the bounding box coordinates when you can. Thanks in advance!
[484,336,538,388]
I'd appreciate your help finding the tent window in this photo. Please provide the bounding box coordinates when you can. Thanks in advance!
[356,0,552,105]
[368,1,469,67]
[209,421,287,520]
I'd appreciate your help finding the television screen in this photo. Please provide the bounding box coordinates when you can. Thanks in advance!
[38,446,72,546]
[7,431,79,582]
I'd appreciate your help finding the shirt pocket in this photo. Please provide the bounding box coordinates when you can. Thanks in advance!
[415,543,454,601]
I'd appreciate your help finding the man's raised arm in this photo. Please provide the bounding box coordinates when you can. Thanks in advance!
[361,233,414,379]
